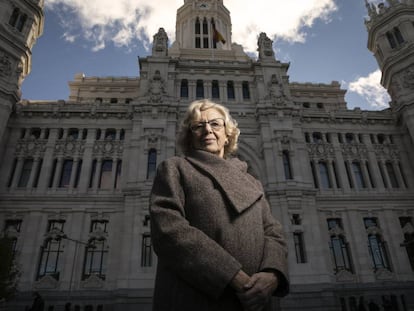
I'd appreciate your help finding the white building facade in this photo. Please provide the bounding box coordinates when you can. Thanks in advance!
[1,0,414,310]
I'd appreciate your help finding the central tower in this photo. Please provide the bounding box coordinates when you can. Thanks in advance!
[174,0,232,50]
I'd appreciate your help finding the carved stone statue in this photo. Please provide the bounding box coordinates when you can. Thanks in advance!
[257,32,275,60]
[152,28,169,56]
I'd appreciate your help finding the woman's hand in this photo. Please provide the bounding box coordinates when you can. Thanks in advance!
[237,272,279,311]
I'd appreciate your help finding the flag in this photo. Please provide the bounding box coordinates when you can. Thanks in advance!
[212,23,226,44]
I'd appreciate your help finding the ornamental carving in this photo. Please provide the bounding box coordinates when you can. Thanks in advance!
[54,141,85,157]
[34,275,59,290]
[335,269,356,283]
[266,74,287,104]
[15,141,45,156]
[375,268,394,281]
[402,66,414,89]
[373,144,399,159]
[307,143,335,157]
[81,274,105,289]
[144,128,164,149]
[341,144,368,158]
[147,70,166,103]
[0,54,12,78]
[93,141,124,157]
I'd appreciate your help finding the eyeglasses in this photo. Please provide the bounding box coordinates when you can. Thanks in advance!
[190,118,225,133]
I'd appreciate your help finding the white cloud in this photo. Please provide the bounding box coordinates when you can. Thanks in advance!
[347,70,391,109]
[44,0,337,53]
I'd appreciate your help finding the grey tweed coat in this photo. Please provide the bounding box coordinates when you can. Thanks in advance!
[150,150,289,311]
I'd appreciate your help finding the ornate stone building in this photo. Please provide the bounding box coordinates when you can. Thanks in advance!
[1,0,414,310]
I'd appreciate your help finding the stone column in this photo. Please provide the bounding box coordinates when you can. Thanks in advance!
[93,158,103,189]
[52,157,64,189]
[27,157,41,189]
[10,156,24,189]
[69,158,80,189]
[327,160,337,189]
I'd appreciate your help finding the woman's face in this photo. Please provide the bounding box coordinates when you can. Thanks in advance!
[190,108,228,158]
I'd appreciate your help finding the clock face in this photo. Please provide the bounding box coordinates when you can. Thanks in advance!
[199,2,209,9]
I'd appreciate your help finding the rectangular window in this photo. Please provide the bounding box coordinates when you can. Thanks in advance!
[352,161,366,189]
[399,217,414,270]
[141,233,152,267]
[99,160,113,189]
[319,161,332,189]
[327,219,353,273]
[212,80,220,99]
[293,232,307,263]
[363,217,392,271]
[196,80,204,98]
[37,220,65,280]
[83,239,107,280]
[227,81,235,100]
[242,81,250,99]
[59,159,73,188]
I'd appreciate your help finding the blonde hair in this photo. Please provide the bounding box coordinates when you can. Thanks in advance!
[177,99,240,157]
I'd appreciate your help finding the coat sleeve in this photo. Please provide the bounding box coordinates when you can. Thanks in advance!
[259,194,290,297]
[149,159,242,299]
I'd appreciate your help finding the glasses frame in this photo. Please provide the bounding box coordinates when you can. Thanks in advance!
[190,118,225,133]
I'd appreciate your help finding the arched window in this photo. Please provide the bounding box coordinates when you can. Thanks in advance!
[147,149,157,179]
[180,79,189,98]
[227,81,235,100]
[196,80,204,98]
[212,80,220,99]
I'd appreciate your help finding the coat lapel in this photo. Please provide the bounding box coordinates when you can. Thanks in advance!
[185,150,263,214]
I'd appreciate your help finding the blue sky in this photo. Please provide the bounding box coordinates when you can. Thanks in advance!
[21,0,391,111]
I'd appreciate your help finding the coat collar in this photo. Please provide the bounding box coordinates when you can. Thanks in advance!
[185,150,263,214]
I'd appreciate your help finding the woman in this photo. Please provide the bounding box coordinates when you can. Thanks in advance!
[150,99,289,311]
